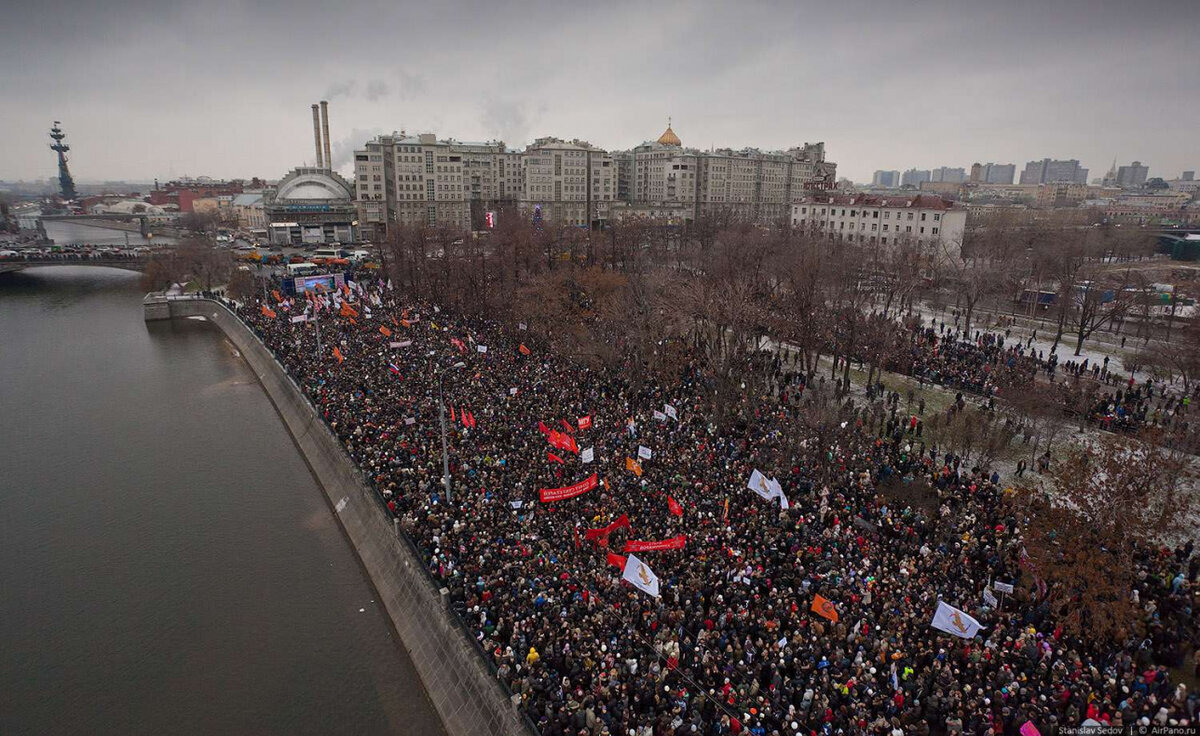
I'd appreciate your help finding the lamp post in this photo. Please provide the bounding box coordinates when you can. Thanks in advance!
[435,360,466,504]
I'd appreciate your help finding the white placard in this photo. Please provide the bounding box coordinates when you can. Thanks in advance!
[477,345,488,353]
[404,417,416,425]
[993,581,1014,594]
[637,445,652,460]
[582,447,594,464]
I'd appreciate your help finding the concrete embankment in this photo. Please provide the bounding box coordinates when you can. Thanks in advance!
[162,297,531,736]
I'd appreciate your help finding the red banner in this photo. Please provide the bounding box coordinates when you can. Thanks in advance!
[578,415,592,430]
[539,473,598,503]
[624,535,687,552]
[585,513,630,541]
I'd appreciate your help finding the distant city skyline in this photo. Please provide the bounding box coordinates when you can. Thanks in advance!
[1,0,1197,185]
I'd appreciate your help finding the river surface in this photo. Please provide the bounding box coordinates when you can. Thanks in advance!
[0,239,444,735]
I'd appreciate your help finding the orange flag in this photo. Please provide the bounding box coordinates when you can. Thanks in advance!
[518,344,531,356]
[271,289,282,302]
[401,319,412,328]
[379,325,393,337]
[811,594,838,623]
[332,346,345,364]
[261,305,277,318]
[340,302,359,319]
[625,457,643,477]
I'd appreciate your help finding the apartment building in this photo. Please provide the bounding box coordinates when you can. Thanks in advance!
[520,137,616,228]
[612,123,836,224]
[791,193,967,258]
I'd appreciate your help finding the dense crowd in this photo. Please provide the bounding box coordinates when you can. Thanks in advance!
[235,273,1198,735]
[885,321,1199,440]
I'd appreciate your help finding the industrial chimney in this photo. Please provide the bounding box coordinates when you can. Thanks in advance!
[311,104,324,168]
[320,100,332,171]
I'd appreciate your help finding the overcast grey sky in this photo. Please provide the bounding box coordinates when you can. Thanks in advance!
[2,0,1196,184]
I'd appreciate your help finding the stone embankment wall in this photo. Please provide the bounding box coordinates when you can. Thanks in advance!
[165,297,531,736]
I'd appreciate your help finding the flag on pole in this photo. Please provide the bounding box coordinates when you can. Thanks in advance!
[621,554,660,597]
[664,404,677,420]
[811,594,839,623]
[388,363,403,377]
[547,452,565,465]
[667,496,683,516]
[930,601,985,639]
[606,552,627,569]
[332,346,345,364]
[625,457,643,476]
[653,410,667,421]
[261,305,277,318]
[451,406,456,423]
[379,325,393,337]
[518,343,531,355]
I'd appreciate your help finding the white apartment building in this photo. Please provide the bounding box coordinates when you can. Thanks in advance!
[791,194,967,258]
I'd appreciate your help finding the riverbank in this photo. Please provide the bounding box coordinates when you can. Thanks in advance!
[163,296,530,736]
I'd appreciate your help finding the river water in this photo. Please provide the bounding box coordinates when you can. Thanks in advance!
[0,224,444,736]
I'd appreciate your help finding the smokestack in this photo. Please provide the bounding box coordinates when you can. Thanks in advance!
[311,104,324,168]
[320,100,332,171]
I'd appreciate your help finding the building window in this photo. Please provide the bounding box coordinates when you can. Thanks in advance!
[932,227,939,235]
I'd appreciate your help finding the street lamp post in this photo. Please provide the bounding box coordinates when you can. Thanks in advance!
[435,361,466,504]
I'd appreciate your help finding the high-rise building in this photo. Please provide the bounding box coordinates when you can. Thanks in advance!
[1115,161,1149,188]
[978,163,1015,185]
[901,168,931,188]
[1182,171,1195,182]
[930,166,966,184]
[1019,158,1088,185]
[872,170,900,188]
[611,122,837,224]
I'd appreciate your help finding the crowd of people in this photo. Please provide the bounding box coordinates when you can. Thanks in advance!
[235,272,1198,736]
[884,320,1199,441]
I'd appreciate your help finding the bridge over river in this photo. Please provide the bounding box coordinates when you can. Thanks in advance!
[0,254,150,275]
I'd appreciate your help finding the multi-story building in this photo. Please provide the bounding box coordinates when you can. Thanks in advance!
[930,166,966,184]
[1116,161,1150,188]
[231,193,266,231]
[1019,158,1088,185]
[791,193,967,258]
[520,137,616,227]
[901,168,931,188]
[872,170,900,188]
[354,132,516,239]
[612,123,836,224]
[970,163,1015,185]
[263,167,358,245]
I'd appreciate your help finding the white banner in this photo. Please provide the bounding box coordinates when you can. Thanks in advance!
[389,340,412,348]
[290,315,308,323]
[637,445,652,460]
[582,447,594,464]
[621,554,660,597]
[931,601,985,639]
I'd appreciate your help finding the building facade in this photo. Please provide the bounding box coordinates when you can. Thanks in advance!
[901,168,931,188]
[1116,161,1150,188]
[872,170,900,187]
[263,167,358,245]
[1019,158,1089,185]
[791,193,967,257]
[520,137,616,228]
[611,123,837,224]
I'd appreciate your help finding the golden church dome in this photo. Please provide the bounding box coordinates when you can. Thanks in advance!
[656,119,681,146]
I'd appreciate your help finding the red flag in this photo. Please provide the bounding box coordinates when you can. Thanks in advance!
[460,408,470,428]
[561,418,575,434]
[261,305,277,318]
[271,289,282,302]
[467,411,476,429]
[606,553,627,569]
[577,415,592,430]
[668,496,683,517]
[450,337,466,353]
[547,452,565,464]
[518,343,531,355]
[451,406,456,423]
[379,325,393,337]
[392,316,399,326]
[537,421,550,435]
[585,513,630,541]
